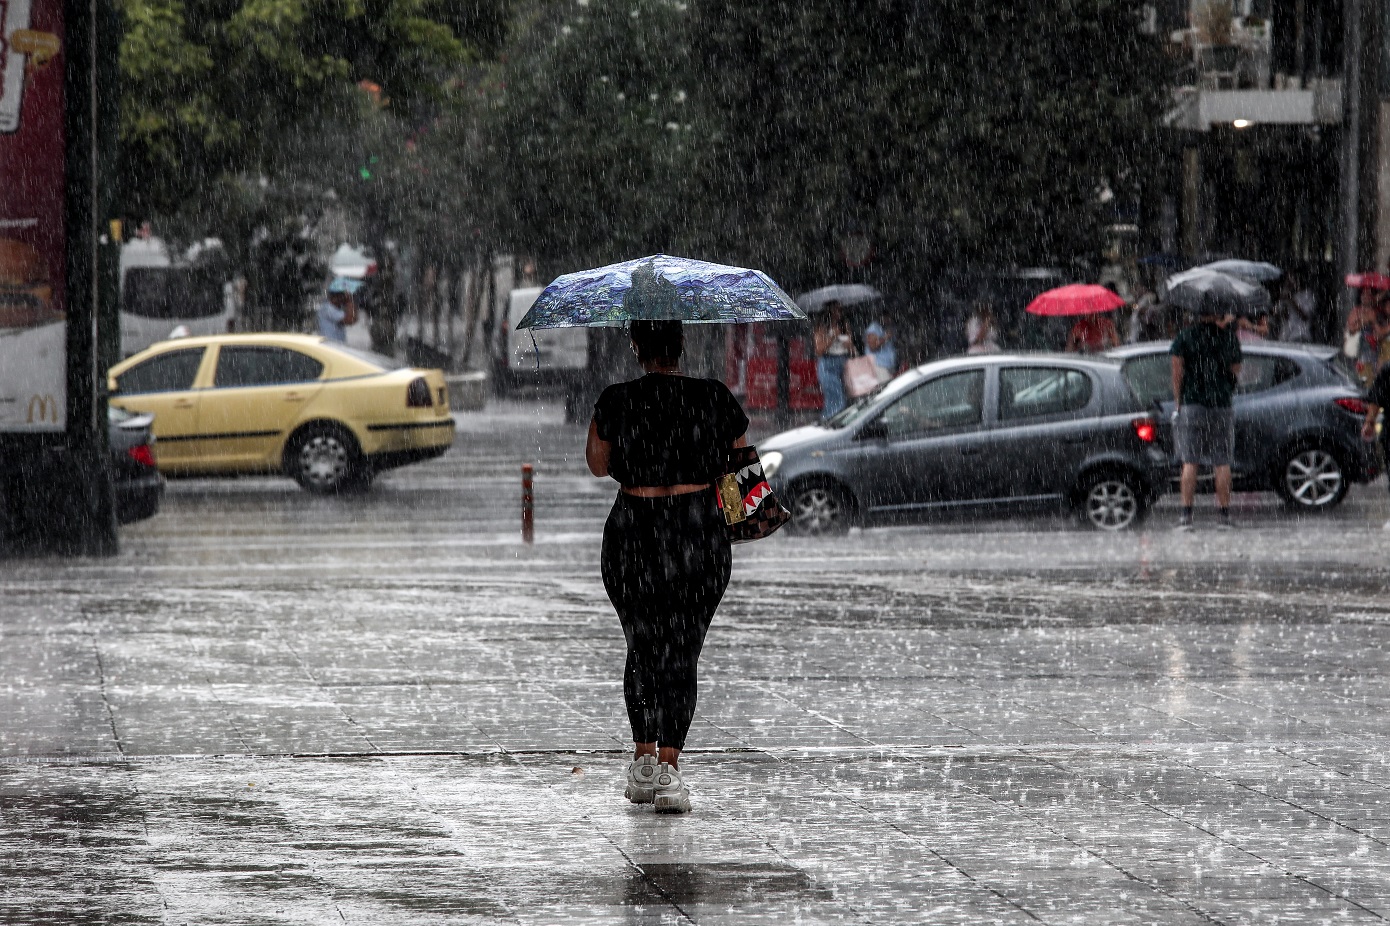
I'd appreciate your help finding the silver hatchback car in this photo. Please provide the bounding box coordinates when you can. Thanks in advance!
[760,354,1169,533]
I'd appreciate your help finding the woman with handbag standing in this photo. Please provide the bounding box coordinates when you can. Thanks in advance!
[586,319,749,814]
[813,302,855,417]
[1345,286,1387,384]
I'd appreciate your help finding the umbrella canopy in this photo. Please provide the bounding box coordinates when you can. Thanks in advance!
[1025,284,1125,317]
[794,283,884,313]
[1163,267,1272,318]
[1345,272,1390,290]
[1199,259,1283,282]
[516,255,805,329]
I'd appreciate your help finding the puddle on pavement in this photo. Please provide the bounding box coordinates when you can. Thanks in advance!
[625,861,831,906]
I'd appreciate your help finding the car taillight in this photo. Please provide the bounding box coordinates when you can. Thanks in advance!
[1131,416,1156,443]
[127,444,156,467]
[406,377,432,408]
[1334,397,1370,415]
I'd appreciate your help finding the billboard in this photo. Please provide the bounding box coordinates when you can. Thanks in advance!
[0,0,65,431]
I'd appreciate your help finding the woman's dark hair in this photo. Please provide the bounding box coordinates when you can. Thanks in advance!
[630,319,683,365]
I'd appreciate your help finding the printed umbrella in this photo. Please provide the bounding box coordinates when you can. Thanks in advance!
[516,254,806,329]
[1163,267,1272,318]
[1025,283,1125,317]
[1345,272,1390,290]
[795,283,884,313]
[1199,259,1283,283]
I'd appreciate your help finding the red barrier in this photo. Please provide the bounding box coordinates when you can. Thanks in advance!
[521,463,534,544]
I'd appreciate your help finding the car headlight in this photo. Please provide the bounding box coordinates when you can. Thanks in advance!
[760,450,783,479]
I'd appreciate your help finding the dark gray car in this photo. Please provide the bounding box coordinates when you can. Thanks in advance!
[760,354,1169,533]
[1108,341,1379,510]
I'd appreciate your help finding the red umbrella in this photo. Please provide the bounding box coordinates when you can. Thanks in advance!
[1344,272,1390,290]
[1025,284,1126,317]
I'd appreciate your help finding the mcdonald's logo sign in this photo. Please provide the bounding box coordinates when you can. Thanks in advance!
[26,393,59,424]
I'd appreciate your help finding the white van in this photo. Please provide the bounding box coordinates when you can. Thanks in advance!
[504,286,587,377]
[119,238,234,358]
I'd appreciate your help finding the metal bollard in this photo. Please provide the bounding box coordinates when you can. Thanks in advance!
[521,463,534,544]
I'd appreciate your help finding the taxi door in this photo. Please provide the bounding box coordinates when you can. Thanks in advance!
[109,346,210,471]
[196,345,327,469]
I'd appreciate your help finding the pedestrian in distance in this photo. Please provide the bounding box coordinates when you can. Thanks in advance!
[813,301,854,417]
[586,320,749,814]
[966,301,1000,354]
[1275,271,1314,342]
[1344,286,1385,384]
[1066,311,1121,353]
[863,321,897,375]
[1236,311,1270,342]
[1170,310,1242,530]
[1360,361,1390,530]
[317,279,359,342]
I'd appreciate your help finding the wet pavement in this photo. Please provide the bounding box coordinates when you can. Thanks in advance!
[4,397,1390,924]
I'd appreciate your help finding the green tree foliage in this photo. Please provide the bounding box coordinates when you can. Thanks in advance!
[479,0,699,271]
[484,0,1172,287]
[119,0,507,219]
[119,0,507,334]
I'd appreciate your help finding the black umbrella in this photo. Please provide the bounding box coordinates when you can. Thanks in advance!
[1163,268,1272,318]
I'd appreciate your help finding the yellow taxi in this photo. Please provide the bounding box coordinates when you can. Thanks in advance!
[108,333,454,492]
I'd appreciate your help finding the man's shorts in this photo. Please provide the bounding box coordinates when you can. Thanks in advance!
[1176,404,1235,467]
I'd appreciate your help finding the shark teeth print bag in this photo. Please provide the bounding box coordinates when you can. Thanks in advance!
[715,445,791,543]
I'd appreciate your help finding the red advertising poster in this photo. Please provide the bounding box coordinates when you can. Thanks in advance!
[0,0,65,431]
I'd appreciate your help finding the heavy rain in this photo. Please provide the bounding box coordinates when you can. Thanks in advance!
[3,1,1390,923]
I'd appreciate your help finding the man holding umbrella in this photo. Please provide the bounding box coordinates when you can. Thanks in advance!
[1170,307,1242,530]
[317,277,361,343]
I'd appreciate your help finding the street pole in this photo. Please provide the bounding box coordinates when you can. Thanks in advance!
[1340,0,1363,325]
[59,0,115,554]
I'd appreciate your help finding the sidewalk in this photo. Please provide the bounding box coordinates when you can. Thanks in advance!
[2,406,1389,923]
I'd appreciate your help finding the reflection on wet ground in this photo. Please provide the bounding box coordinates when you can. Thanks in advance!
[2,402,1389,923]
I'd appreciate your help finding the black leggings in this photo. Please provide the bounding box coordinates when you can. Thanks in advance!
[601,490,732,751]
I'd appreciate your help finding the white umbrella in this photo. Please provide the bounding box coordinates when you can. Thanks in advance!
[795,283,883,313]
[1197,259,1283,283]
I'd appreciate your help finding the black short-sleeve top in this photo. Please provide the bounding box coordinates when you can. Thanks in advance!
[1369,364,1390,410]
[593,374,750,486]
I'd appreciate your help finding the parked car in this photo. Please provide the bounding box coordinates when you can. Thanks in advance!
[1108,341,1378,510]
[108,334,454,493]
[761,354,1169,533]
[109,405,163,524]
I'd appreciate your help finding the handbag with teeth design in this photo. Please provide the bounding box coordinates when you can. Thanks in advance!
[715,445,791,543]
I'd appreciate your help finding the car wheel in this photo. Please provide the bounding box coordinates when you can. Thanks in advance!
[1275,445,1347,510]
[787,481,853,536]
[1076,470,1145,531]
[286,423,370,494]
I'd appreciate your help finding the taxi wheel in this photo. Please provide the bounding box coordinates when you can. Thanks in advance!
[286,423,371,494]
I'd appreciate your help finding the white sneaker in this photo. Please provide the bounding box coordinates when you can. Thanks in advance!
[624,755,658,804]
[653,762,691,814]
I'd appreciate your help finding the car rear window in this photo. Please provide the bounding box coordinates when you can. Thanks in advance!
[1120,354,1170,407]
[1235,355,1299,394]
[332,344,406,371]
[215,346,324,388]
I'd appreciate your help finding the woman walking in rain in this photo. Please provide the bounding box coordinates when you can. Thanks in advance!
[586,319,749,814]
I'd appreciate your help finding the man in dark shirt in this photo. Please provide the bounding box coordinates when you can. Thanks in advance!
[1362,363,1390,530]
[1170,311,1242,530]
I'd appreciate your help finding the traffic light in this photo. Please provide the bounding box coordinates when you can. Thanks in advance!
[359,155,380,181]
